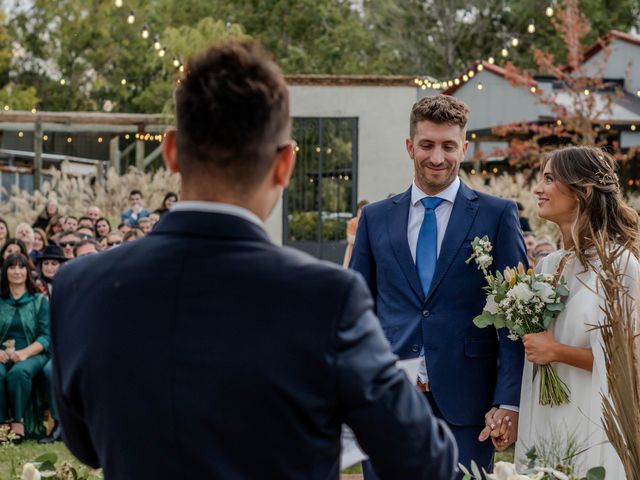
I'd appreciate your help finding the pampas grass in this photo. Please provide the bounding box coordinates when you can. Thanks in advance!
[0,162,180,233]
[593,236,640,480]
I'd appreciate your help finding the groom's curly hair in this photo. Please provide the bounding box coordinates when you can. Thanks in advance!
[409,95,469,139]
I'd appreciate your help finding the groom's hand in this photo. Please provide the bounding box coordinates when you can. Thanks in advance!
[478,408,518,450]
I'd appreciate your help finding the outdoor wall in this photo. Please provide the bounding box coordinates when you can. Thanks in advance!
[582,39,640,95]
[265,83,418,244]
[450,70,539,131]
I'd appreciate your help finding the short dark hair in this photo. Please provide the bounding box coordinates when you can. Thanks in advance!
[129,189,143,198]
[73,239,101,257]
[175,40,290,188]
[1,253,38,298]
[410,95,469,139]
[65,215,78,222]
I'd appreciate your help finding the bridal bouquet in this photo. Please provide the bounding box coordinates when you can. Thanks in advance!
[466,236,570,406]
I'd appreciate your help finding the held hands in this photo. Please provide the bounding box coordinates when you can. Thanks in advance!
[0,349,9,364]
[522,330,558,365]
[478,407,518,451]
[9,349,29,363]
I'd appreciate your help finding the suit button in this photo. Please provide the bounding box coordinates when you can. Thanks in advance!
[422,310,430,317]
[411,344,420,353]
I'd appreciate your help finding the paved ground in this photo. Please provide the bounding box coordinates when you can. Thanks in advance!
[341,476,363,480]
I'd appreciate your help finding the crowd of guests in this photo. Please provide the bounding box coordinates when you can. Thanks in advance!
[0,189,178,443]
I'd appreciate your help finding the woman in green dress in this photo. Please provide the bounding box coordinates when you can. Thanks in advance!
[0,253,50,442]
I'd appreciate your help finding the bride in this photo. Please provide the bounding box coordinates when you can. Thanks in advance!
[514,145,639,478]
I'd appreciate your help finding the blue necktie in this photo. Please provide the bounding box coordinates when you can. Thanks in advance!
[416,197,444,297]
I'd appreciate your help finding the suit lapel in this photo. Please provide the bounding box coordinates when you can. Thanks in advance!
[425,182,479,303]
[387,188,425,301]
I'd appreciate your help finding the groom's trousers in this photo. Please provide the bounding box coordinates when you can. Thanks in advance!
[362,391,494,480]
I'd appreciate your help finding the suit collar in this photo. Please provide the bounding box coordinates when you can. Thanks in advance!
[152,211,271,243]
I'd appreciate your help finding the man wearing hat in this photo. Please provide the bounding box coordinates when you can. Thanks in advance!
[36,244,67,444]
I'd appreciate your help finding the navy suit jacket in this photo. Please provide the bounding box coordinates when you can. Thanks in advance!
[51,210,456,480]
[351,182,526,426]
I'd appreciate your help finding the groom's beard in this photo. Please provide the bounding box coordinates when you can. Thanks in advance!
[414,160,460,194]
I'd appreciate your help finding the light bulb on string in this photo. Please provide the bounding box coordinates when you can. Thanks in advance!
[153,35,161,50]
[173,57,180,68]
[477,83,483,91]
[511,37,519,47]
[488,57,495,64]
[468,70,475,78]
[158,48,166,58]
[127,10,135,24]
[477,64,484,71]
[545,6,554,17]
[141,25,149,39]
[454,78,460,85]
[462,74,469,82]
[527,21,535,34]
[530,86,537,93]
[121,78,127,86]
[114,0,123,7]
[179,64,185,73]
[583,89,590,96]
[501,48,509,57]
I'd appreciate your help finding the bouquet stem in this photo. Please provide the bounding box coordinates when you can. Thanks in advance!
[538,364,570,406]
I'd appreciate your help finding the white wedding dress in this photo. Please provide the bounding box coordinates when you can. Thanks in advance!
[516,248,639,478]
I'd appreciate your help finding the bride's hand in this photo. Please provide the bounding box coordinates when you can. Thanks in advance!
[522,330,558,365]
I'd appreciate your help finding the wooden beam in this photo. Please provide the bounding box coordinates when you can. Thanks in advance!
[33,117,43,190]
[135,139,144,170]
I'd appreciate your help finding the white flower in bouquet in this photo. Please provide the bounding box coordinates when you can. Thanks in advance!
[484,295,499,314]
[508,283,535,303]
[477,254,493,270]
[21,463,41,480]
[532,281,555,303]
[491,461,518,479]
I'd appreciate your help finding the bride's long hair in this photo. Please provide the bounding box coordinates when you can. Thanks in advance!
[542,146,640,268]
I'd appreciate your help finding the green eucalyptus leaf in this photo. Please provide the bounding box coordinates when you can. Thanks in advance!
[585,466,605,480]
[33,453,57,464]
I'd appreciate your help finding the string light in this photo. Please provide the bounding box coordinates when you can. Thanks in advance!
[471,133,477,139]
[98,137,104,143]
[421,84,426,90]
[114,0,123,7]
[153,35,161,50]
[158,48,166,57]
[511,38,519,47]
[414,78,419,85]
[468,70,475,78]
[583,89,590,95]
[527,21,536,34]
[605,123,611,130]
[315,147,321,153]
[447,80,453,87]
[121,78,127,85]
[501,48,509,57]
[60,79,66,86]
[556,119,562,126]
[492,167,499,174]
[125,133,130,139]
[470,169,476,175]
[141,24,149,39]
[477,83,483,90]
[636,90,640,97]
[295,145,300,152]
[31,108,37,114]
[462,74,469,82]
[477,64,484,71]
[488,57,495,64]
[67,136,73,143]
[545,6,554,17]
[454,78,460,85]
[43,135,48,141]
[3,105,9,111]
[632,125,637,131]
[172,57,180,68]
[530,86,537,93]
[179,65,185,73]
[18,131,23,137]
[127,10,135,24]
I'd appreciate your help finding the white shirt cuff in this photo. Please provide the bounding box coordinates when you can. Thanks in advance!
[499,404,519,412]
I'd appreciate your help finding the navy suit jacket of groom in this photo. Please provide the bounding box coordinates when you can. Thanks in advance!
[351,181,527,426]
[50,210,457,480]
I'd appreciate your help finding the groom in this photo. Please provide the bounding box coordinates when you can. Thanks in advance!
[351,94,526,477]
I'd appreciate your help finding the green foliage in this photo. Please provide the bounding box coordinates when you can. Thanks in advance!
[287,211,346,242]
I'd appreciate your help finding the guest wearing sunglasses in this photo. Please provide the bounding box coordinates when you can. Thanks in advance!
[56,231,80,260]
[106,232,123,249]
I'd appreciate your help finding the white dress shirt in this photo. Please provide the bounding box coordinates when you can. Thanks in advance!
[170,201,265,230]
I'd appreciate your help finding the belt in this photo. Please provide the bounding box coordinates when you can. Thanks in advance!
[416,379,431,392]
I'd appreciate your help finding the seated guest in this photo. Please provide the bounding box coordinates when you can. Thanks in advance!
[63,216,78,232]
[156,192,178,218]
[95,218,111,241]
[15,223,35,255]
[0,253,50,441]
[45,215,64,242]
[532,236,557,265]
[76,226,96,240]
[56,231,80,260]
[138,217,152,235]
[85,206,102,225]
[120,190,149,227]
[105,232,123,249]
[35,245,66,444]
[74,240,101,258]
[33,200,59,231]
[0,218,9,251]
[522,231,537,266]
[77,217,94,230]
[123,228,144,243]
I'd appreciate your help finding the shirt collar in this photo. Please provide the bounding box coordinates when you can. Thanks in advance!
[170,201,264,229]
[411,176,460,206]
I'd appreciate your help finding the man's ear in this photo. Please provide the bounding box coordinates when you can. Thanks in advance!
[273,143,296,189]
[406,137,414,159]
[162,128,180,173]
